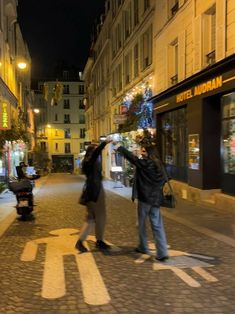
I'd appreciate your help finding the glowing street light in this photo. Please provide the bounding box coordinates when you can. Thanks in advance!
[33,108,40,114]
[17,62,27,70]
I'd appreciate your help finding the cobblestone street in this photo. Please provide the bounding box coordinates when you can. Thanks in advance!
[0,173,235,314]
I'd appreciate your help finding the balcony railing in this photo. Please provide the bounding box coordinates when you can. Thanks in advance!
[171,1,179,16]
[170,74,178,85]
[206,50,215,66]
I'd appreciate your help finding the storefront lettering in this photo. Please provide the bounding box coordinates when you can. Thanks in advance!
[0,102,11,130]
[176,76,223,103]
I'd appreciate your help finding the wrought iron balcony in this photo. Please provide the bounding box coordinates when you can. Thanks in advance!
[206,50,215,66]
[171,74,178,85]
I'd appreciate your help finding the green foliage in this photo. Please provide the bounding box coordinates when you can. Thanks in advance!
[0,118,31,157]
[0,182,7,193]
[118,93,144,133]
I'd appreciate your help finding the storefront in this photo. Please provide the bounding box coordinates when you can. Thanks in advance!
[152,54,235,196]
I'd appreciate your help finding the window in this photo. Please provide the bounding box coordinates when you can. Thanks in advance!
[118,64,122,91]
[124,52,132,84]
[134,43,139,77]
[63,71,69,80]
[79,99,85,109]
[55,129,58,136]
[63,85,69,94]
[55,143,58,151]
[64,99,70,109]
[144,0,150,12]
[141,25,152,70]
[221,92,235,174]
[80,128,85,138]
[124,5,131,40]
[168,38,179,85]
[79,114,85,124]
[79,85,84,94]
[64,128,71,139]
[64,143,71,153]
[80,143,85,153]
[55,113,58,121]
[40,142,46,152]
[202,5,216,67]
[64,114,70,123]
[159,107,187,182]
[133,0,139,26]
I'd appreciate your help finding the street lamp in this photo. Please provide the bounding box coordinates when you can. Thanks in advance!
[17,62,27,70]
[33,109,40,149]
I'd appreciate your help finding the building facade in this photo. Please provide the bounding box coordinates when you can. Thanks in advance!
[84,0,235,203]
[0,0,32,181]
[35,73,86,173]
[83,0,156,178]
[152,0,235,200]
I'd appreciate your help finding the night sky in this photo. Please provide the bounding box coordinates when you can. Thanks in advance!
[17,0,106,80]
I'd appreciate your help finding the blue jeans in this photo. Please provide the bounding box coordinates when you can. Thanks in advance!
[137,201,168,259]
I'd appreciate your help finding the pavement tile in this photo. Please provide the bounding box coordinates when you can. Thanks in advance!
[0,173,235,313]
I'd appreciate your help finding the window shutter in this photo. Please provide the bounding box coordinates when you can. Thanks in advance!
[194,15,202,72]
[178,30,186,81]
[216,0,226,61]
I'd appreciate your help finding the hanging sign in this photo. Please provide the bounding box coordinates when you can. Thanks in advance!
[0,102,11,130]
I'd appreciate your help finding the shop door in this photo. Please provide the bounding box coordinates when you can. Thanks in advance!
[221,93,235,195]
[159,107,187,182]
[52,155,74,173]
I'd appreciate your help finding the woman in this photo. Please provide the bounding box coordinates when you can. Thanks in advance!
[76,138,112,252]
[115,143,169,261]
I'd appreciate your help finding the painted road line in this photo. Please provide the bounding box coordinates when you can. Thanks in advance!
[0,208,16,238]
[75,250,111,305]
[21,228,110,304]
[192,267,218,282]
[135,254,152,264]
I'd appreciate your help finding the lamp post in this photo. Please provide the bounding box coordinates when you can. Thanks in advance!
[33,108,40,149]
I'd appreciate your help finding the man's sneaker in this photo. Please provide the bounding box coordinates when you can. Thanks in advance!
[155,256,169,262]
[75,240,88,253]
[135,247,149,254]
[96,240,110,250]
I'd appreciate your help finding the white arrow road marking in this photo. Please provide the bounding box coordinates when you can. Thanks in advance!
[20,228,111,304]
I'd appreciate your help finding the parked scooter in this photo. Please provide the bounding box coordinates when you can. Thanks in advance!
[8,179,34,220]
[8,162,40,220]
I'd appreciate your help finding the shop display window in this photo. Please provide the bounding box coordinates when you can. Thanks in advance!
[188,134,200,170]
[222,92,235,174]
[160,107,187,181]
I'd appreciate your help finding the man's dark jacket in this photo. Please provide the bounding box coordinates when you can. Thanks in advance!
[117,146,166,207]
[82,141,107,202]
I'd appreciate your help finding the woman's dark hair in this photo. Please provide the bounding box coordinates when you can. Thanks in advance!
[144,145,160,159]
[142,145,161,168]
[83,144,97,162]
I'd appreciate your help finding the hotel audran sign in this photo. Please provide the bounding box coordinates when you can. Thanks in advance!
[176,75,223,103]
[0,102,11,130]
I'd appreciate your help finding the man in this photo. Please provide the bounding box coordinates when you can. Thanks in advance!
[16,162,28,180]
[115,143,169,261]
